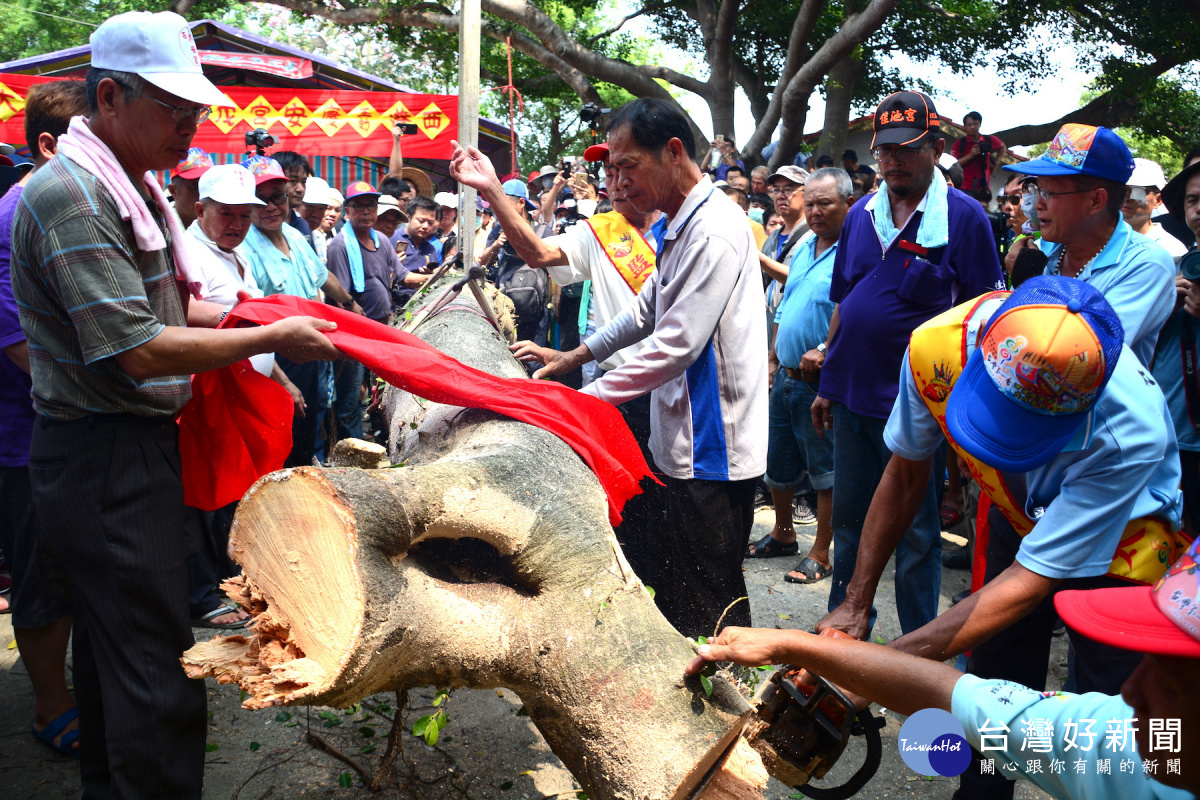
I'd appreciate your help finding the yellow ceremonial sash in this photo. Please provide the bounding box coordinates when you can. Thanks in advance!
[586,212,656,295]
[909,293,1187,586]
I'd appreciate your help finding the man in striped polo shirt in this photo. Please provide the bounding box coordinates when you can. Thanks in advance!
[9,13,340,799]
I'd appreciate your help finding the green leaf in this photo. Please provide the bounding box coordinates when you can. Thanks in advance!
[500,781,514,791]
[205,742,220,752]
[646,586,655,599]
[577,792,589,799]
[874,635,886,644]
[339,772,353,788]
[699,674,713,697]
[275,711,292,722]
[423,723,439,746]
[377,704,392,715]
[777,612,791,620]
[789,794,806,799]
[404,311,413,321]
[285,721,298,727]
[412,715,431,737]
[696,635,708,645]
[240,689,248,702]
[358,726,376,738]
[358,743,376,755]
[700,661,718,678]
[409,422,419,430]
[515,705,528,717]
[323,717,343,728]
[319,710,338,720]
[249,741,261,752]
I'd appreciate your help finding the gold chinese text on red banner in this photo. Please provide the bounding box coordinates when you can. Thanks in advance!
[0,74,458,159]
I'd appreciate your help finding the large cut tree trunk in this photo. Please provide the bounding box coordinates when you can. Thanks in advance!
[181,281,768,800]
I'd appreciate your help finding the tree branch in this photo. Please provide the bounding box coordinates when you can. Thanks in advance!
[255,0,605,105]
[992,57,1182,147]
[742,0,827,161]
[585,3,666,46]
[768,0,902,169]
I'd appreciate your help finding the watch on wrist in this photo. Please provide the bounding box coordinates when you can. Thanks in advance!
[816,343,827,355]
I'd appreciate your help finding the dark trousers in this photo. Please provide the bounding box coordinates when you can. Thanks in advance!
[613,395,663,585]
[29,415,206,800]
[953,504,1144,800]
[184,502,239,618]
[331,359,365,442]
[649,473,757,639]
[277,356,324,467]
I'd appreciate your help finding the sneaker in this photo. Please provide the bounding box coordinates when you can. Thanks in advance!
[792,498,816,526]
[753,484,773,509]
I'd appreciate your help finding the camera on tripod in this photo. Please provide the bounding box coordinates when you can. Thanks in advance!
[579,103,610,132]
[245,127,275,156]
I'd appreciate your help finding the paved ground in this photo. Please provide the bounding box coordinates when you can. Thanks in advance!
[1,507,1065,800]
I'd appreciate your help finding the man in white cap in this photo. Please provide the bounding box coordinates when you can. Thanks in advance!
[432,190,458,261]
[300,175,332,261]
[1123,157,1187,264]
[9,13,340,799]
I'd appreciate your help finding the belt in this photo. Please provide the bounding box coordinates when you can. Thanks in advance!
[783,366,820,384]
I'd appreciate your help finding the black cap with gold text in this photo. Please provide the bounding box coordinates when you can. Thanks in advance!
[871,90,941,149]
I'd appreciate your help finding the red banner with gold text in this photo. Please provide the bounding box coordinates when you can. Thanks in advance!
[0,73,457,159]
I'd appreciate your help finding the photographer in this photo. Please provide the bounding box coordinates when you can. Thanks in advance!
[951,111,1005,194]
[710,134,743,181]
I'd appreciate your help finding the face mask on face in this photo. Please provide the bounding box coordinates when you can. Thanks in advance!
[748,208,764,224]
[1020,191,1039,223]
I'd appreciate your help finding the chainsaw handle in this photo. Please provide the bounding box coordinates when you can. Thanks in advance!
[794,708,884,800]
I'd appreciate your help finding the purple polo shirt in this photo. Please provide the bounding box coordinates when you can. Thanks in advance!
[820,185,1004,419]
[0,184,35,467]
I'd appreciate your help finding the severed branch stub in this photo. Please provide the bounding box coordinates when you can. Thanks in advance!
[181,276,768,800]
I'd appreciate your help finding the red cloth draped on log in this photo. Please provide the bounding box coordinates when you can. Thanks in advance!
[179,295,653,525]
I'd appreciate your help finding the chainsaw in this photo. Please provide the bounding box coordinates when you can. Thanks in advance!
[746,629,886,799]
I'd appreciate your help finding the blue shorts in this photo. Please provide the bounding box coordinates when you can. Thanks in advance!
[765,369,834,492]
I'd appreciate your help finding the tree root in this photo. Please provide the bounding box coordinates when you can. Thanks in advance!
[371,688,409,791]
[306,730,372,784]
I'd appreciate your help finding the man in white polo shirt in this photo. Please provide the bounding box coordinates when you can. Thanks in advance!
[452,98,768,638]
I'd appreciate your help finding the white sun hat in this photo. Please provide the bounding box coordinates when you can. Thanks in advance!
[199,164,266,206]
[91,12,231,108]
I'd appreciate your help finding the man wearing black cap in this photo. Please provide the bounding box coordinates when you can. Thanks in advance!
[813,89,1004,638]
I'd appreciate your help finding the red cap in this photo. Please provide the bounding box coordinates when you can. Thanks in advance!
[1055,536,1200,658]
[584,142,609,163]
[170,147,214,180]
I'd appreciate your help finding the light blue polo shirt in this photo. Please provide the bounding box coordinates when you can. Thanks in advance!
[1043,221,1175,368]
[952,675,1194,800]
[1150,308,1200,452]
[885,297,1182,580]
[243,223,327,299]
[774,236,838,369]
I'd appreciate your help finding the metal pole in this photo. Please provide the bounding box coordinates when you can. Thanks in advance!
[456,0,482,272]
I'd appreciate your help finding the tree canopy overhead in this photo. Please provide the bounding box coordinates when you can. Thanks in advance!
[3,0,1198,170]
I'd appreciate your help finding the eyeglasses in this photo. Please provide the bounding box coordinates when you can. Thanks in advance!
[1025,187,1095,202]
[137,88,212,125]
[998,195,1023,204]
[256,191,288,208]
[346,202,378,212]
[769,184,802,198]
[871,144,932,163]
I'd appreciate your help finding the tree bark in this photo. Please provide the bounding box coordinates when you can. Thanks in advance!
[181,283,767,800]
[815,49,865,162]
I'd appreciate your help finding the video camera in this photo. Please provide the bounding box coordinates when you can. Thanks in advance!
[245,127,275,156]
[579,102,610,132]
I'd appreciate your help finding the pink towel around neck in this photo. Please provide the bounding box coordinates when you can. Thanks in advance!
[56,116,203,298]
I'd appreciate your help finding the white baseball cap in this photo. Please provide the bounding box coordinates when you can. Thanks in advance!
[1127,158,1168,190]
[433,191,457,209]
[327,187,344,206]
[0,142,14,155]
[199,164,265,206]
[91,12,230,108]
[303,176,331,205]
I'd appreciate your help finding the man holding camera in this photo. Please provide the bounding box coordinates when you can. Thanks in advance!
[951,111,1005,194]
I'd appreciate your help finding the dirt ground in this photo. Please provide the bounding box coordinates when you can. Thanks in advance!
[1,507,1065,800]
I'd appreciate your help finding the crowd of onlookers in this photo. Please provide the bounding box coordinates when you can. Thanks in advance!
[4,13,1200,800]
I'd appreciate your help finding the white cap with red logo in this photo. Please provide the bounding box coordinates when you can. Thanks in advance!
[90,12,231,108]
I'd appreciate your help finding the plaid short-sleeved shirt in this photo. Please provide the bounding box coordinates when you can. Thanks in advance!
[9,155,191,420]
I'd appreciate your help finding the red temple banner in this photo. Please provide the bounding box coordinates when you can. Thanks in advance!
[0,73,458,159]
[197,51,313,80]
